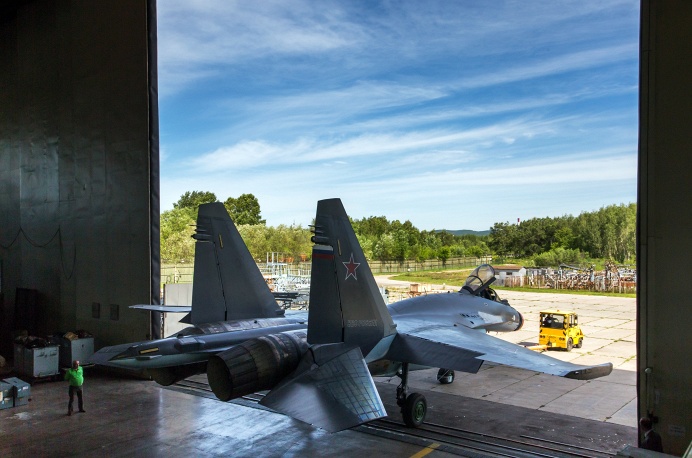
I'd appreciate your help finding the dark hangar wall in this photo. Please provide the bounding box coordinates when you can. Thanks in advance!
[0,0,160,352]
[638,0,692,455]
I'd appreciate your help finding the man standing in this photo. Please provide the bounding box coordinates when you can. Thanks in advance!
[639,416,663,452]
[64,360,85,416]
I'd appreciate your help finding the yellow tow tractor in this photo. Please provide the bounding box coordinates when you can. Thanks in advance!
[538,310,584,351]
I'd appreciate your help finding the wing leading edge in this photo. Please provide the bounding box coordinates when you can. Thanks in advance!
[393,324,612,380]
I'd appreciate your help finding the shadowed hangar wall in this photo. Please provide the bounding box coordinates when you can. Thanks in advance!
[0,0,160,352]
[638,1,692,455]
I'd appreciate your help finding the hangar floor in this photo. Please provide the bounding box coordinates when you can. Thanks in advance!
[0,370,636,457]
[0,290,639,457]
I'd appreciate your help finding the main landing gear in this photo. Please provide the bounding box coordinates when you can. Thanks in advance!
[396,362,427,427]
[437,368,455,384]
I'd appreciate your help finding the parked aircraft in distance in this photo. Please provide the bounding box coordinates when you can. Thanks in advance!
[91,199,612,432]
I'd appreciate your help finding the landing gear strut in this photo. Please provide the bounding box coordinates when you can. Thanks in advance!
[396,362,427,427]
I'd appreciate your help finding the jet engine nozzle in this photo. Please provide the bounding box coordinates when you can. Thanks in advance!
[207,331,308,402]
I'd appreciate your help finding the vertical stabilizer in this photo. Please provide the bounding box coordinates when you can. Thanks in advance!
[308,199,396,355]
[190,203,283,324]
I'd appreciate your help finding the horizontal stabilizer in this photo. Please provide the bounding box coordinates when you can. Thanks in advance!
[130,304,192,313]
[87,342,137,366]
[260,343,387,432]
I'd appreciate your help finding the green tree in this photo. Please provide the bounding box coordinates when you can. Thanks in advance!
[372,233,395,261]
[468,245,485,258]
[224,193,265,225]
[160,207,196,262]
[236,224,271,261]
[352,216,389,238]
[570,203,635,262]
[392,228,413,262]
[173,191,218,210]
[267,224,312,260]
[488,222,518,256]
[533,247,584,267]
[437,246,451,267]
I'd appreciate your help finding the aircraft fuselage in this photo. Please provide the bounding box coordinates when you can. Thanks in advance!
[92,314,308,369]
[93,290,522,380]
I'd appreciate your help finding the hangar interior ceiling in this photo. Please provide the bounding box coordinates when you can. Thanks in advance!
[0,0,159,352]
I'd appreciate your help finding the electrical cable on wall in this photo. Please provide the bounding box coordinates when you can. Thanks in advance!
[1,226,76,280]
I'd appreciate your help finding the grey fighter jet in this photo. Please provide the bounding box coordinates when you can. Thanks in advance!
[92,199,612,432]
[205,198,613,431]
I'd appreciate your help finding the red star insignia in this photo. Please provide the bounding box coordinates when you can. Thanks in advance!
[343,253,360,280]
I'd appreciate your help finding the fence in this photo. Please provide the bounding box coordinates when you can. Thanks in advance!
[161,256,490,285]
[499,271,637,294]
[161,259,636,295]
[368,256,490,273]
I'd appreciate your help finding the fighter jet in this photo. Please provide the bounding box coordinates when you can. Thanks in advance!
[92,199,612,432]
[88,202,308,385]
[204,198,613,431]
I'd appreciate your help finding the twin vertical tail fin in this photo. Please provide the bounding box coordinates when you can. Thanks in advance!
[307,198,396,356]
[261,198,391,431]
[189,203,283,324]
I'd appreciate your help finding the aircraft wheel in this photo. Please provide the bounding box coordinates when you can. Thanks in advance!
[437,368,455,384]
[575,338,583,349]
[402,392,427,427]
[566,338,573,352]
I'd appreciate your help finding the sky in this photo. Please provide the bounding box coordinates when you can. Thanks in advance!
[156,0,640,231]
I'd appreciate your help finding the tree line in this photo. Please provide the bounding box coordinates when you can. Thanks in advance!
[161,191,636,267]
[160,191,311,263]
[488,203,636,264]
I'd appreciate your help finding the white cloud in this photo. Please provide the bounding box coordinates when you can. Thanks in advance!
[157,1,640,230]
[458,44,638,89]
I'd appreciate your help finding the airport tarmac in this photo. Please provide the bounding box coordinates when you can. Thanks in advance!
[376,278,638,428]
[0,288,639,457]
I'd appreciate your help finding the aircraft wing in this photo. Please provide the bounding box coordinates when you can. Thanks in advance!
[130,304,192,313]
[387,323,612,380]
[87,342,139,366]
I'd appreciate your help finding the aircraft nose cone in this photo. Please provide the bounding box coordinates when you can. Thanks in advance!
[514,311,524,331]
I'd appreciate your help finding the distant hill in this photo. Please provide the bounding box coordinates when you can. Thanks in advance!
[439,229,491,237]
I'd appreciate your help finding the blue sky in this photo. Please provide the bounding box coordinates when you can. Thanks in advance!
[157,1,639,231]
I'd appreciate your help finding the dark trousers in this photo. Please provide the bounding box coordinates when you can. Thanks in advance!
[68,385,83,413]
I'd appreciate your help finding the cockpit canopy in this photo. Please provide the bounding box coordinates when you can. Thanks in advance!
[461,264,496,296]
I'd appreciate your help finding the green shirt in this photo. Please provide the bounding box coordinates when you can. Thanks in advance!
[65,367,84,387]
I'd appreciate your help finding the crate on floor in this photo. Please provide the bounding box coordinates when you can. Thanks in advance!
[0,380,13,410]
[3,377,31,407]
[14,344,59,379]
[59,337,94,368]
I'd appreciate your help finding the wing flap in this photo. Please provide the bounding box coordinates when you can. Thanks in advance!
[399,325,613,380]
[260,343,387,432]
[386,333,484,374]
